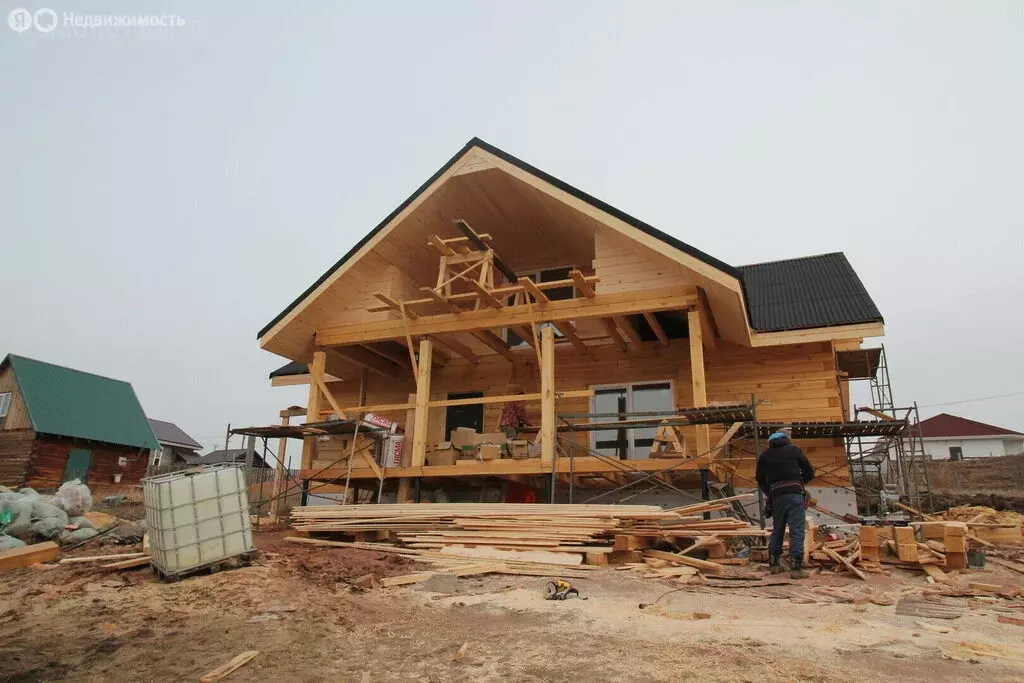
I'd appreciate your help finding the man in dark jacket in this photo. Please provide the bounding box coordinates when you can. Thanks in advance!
[756,429,815,578]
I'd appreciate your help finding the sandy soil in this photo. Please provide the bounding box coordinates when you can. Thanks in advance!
[1,529,1023,682]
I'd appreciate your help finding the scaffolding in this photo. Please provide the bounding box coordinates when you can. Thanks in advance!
[837,345,933,513]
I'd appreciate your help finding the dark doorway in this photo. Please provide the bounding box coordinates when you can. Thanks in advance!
[948,446,963,461]
[445,392,484,440]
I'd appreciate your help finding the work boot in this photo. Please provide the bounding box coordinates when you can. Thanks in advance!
[789,557,810,580]
[768,554,785,575]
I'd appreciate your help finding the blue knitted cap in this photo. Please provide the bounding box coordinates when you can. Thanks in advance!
[768,431,788,442]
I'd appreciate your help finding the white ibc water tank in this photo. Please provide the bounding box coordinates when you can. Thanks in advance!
[143,464,254,576]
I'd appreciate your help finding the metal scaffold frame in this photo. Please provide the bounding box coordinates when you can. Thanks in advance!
[839,344,934,513]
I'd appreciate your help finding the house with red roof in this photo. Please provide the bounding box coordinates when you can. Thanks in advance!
[912,413,1024,461]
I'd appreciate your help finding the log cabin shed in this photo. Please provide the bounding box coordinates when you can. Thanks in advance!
[258,138,889,513]
[0,355,158,490]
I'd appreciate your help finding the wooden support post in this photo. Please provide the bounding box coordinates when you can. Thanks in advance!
[688,309,711,456]
[397,393,416,503]
[300,351,326,471]
[269,414,289,519]
[411,339,433,468]
[540,325,555,465]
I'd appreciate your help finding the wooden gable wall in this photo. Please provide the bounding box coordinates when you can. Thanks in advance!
[0,365,33,431]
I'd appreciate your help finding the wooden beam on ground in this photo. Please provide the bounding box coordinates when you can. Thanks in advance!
[541,325,556,465]
[411,339,433,468]
[688,308,711,456]
[643,312,669,348]
[300,351,326,471]
[0,541,59,571]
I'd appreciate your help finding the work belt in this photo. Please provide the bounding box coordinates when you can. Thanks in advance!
[768,480,805,494]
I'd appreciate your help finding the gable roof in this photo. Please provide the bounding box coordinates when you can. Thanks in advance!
[738,253,884,332]
[2,355,158,450]
[917,413,1024,439]
[148,418,202,450]
[257,137,883,341]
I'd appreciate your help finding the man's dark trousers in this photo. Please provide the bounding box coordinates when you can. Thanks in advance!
[769,492,806,563]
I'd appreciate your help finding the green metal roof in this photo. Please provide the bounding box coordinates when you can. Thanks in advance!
[2,355,158,450]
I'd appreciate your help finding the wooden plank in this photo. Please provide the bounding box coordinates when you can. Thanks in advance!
[330,346,404,381]
[569,269,596,297]
[599,318,628,352]
[643,549,725,573]
[612,315,642,346]
[380,563,502,587]
[300,351,326,471]
[411,339,433,468]
[518,277,549,303]
[541,325,555,465]
[643,311,669,348]
[0,541,59,571]
[59,553,147,565]
[367,276,601,313]
[427,334,478,363]
[439,545,583,566]
[325,285,698,346]
[428,234,457,256]
[821,546,868,581]
[100,556,153,570]
[472,330,516,361]
[375,293,417,318]
[987,557,1024,575]
[200,651,259,683]
[688,308,711,455]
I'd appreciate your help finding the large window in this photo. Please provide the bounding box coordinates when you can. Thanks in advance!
[592,381,674,460]
[506,267,575,347]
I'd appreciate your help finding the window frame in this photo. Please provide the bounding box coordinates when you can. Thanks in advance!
[589,380,676,460]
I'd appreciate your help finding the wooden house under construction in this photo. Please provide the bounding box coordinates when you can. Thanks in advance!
[255,138,902,515]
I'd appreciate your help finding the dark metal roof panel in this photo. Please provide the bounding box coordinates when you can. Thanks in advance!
[738,253,884,332]
[147,418,203,450]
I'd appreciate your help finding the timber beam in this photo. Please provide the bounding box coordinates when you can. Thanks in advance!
[326,346,404,380]
[317,286,698,348]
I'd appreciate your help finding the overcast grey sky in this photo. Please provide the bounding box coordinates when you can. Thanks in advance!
[2,1,1022,461]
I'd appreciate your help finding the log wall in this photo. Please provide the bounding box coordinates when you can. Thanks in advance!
[26,436,149,491]
[320,339,848,485]
[0,429,35,488]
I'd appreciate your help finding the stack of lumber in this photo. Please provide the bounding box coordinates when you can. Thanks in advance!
[935,506,1023,545]
[289,500,764,567]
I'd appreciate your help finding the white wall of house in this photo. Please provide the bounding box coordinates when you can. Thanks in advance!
[914,436,1024,460]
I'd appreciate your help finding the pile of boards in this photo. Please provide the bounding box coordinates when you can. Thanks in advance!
[289,497,765,570]
[933,506,1023,545]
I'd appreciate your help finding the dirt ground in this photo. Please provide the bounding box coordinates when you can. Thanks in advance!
[2,528,1023,682]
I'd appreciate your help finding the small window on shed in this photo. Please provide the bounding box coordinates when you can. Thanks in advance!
[0,392,10,418]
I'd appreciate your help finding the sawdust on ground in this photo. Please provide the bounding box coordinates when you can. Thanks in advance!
[1,530,1022,682]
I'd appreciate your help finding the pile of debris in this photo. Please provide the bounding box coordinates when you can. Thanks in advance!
[933,505,1023,545]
